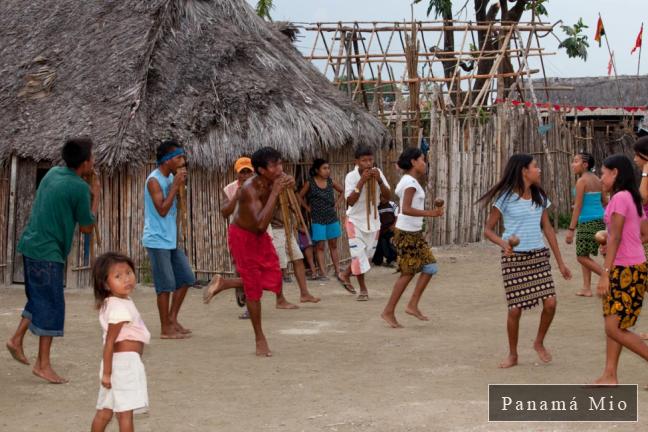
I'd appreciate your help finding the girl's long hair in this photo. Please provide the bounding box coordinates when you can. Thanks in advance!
[309,158,327,178]
[477,153,547,207]
[602,154,643,217]
[92,252,136,309]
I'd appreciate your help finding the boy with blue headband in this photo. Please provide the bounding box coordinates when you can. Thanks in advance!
[143,139,196,340]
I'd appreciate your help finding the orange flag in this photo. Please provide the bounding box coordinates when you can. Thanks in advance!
[594,16,605,47]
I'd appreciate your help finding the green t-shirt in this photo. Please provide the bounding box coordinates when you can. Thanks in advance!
[17,166,95,263]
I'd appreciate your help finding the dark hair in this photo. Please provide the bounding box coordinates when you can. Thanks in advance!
[92,252,136,309]
[577,151,595,172]
[251,147,282,174]
[478,153,547,207]
[397,147,423,170]
[633,136,648,160]
[61,137,93,169]
[156,139,181,162]
[309,158,328,177]
[354,145,374,159]
[602,154,643,217]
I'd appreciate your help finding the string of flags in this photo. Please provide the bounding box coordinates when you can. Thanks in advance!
[494,99,648,113]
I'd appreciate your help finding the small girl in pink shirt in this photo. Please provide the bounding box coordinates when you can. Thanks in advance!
[593,155,648,385]
[91,253,151,432]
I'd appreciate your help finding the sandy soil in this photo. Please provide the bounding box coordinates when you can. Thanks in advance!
[1,232,647,431]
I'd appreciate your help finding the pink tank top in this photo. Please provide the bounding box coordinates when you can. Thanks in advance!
[99,297,151,345]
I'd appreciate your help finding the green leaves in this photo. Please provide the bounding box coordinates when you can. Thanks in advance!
[558,18,589,61]
[414,0,453,19]
[255,0,274,20]
[525,0,549,18]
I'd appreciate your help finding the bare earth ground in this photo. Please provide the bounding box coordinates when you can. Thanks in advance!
[1,232,647,432]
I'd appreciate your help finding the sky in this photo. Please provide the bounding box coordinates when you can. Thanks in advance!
[246,0,647,79]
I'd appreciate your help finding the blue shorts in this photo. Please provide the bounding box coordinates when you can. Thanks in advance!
[22,256,65,337]
[146,248,196,295]
[311,221,342,242]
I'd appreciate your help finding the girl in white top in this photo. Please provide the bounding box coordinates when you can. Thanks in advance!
[91,253,151,432]
[381,148,444,328]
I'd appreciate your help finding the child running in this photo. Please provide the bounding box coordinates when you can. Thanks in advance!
[479,154,572,368]
[592,155,648,385]
[565,152,607,297]
[91,253,150,432]
[337,146,391,300]
[381,148,444,328]
[299,158,345,280]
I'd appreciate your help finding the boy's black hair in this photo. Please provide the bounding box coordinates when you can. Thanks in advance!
[92,252,136,310]
[354,145,374,159]
[61,137,93,169]
[251,147,282,174]
[397,147,423,170]
[156,139,181,162]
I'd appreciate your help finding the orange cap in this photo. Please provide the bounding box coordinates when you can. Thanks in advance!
[234,157,253,173]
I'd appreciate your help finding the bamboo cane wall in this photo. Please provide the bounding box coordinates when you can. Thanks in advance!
[0,165,9,283]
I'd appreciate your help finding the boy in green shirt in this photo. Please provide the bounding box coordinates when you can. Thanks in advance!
[6,137,99,384]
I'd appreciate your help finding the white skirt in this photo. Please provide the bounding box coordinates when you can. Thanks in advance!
[96,351,148,414]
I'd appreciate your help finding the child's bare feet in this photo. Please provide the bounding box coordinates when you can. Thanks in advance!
[276,299,299,309]
[174,322,192,334]
[255,339,272,357]
[380,312,403,328]
[203,275,224,304]
[160,325,190,339]
[405,306,429,321]
[533,342,552,363]
[498,354,518,368]
[575,288,593,297]
[300,294,321,303]
[32,365,68,384]
[591,374,618,386]
[6,340,29,365]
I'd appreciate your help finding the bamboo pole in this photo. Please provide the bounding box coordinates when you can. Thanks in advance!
[5,155,17,285]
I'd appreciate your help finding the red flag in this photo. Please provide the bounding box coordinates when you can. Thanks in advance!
[594,17,605,47]
[608,51,614,76]
[631,24,643,54]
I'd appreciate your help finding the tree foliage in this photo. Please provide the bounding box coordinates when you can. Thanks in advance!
[255,0,274,20]
[558,18,589,61]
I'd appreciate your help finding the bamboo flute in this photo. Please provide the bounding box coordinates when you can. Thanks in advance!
[279,191,295,260]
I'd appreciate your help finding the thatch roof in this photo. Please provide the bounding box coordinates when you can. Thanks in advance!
[531,76,648,107]
[0,0,390,170]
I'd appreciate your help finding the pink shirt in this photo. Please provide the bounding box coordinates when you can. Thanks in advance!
[99,297,151,345]
[604,190,646,266]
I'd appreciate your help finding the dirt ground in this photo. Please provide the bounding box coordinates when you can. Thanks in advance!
[1,232,647,431]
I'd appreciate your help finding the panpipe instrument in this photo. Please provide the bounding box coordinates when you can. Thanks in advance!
[365,175,378,230]
[178,178,188,244]
[84,170,101,248]
[279,188,311,261]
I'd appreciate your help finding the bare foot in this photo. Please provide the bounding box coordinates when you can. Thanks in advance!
[498,354,518,368]
[380,312,403,328]
[276,299,299,309]
[174,322,192,334]
[575,289,593,297]
[533,342,552,363]
[161,325,190,339]
[203,275,224,304]
[256,339,273,357]
[32,365,68,384]
[591,375,618,386]
[405,306,430,321]
[6,341,29,365]
[300,294,321,303]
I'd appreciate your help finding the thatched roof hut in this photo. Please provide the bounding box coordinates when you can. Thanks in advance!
[0,0,390,287]
[0,0,390,170]
[533,76,648,107]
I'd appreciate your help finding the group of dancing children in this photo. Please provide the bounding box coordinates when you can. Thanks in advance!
[8,135,648,432]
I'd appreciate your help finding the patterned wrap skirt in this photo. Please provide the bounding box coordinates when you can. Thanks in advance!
[393,229,436,275]
[501,248,556,310]
[602,263,648,329]
[576,219,605,257]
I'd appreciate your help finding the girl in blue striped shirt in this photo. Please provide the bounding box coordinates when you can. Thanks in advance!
[479,154,572,368]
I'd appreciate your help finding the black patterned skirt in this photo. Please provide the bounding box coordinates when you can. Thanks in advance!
[576,219,605,257]
[501,248,556,310]
[603,263,648,329]
[393,229,436,275]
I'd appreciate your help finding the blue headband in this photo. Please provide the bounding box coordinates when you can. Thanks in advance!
[157,148,185,165]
